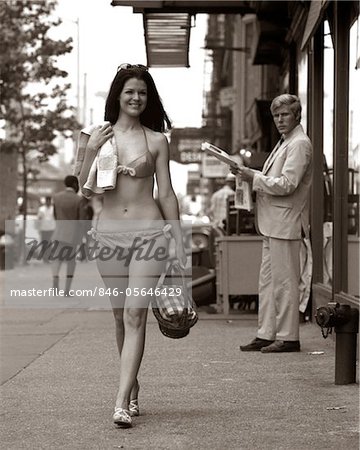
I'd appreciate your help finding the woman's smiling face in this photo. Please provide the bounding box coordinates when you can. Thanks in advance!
[119,77,147,117]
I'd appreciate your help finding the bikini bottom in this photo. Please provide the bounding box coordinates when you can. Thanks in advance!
[88,223,172,251]
[87,224,172,307]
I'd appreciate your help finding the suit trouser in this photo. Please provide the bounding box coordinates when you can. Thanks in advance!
[257,237,301,341]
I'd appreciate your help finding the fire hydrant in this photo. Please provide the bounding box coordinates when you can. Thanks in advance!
[316,302,359,385]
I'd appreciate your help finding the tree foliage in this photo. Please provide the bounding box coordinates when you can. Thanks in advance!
[0,0,79,160]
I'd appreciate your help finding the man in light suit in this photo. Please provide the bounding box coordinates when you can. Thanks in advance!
[51,175,86,296]
[233,94,312,352]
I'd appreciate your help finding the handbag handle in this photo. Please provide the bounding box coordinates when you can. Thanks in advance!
[157,261,187,290]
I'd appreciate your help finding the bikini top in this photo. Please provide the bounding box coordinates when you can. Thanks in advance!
[115,127,155,178]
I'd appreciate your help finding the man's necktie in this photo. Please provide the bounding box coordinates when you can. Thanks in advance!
[272,136,284,155]
[264,136,284,171]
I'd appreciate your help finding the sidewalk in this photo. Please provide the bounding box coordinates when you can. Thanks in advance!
[1,263,359,449]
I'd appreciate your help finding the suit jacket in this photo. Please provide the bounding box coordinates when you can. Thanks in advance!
[252,124,313,240]
[52,188,86,244]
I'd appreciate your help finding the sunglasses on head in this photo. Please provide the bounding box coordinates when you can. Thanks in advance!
[117,63,148,72]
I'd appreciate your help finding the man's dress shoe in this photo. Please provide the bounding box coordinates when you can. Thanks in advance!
[260,340,301,353]
[240,337,274,351]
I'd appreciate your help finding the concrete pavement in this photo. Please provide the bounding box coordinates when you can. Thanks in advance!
[0,263,359,449]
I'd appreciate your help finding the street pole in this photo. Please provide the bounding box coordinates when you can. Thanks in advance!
[83,72,87,126]
[75,17,80,123]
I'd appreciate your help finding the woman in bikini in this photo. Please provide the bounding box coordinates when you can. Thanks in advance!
[77,64,187,428]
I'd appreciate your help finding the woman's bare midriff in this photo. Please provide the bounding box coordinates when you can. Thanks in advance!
[96,176,164,232]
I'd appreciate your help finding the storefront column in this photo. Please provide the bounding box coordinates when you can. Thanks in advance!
[333,2,351,294]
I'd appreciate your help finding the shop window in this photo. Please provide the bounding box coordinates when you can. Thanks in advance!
[298,53,308,133]
[347,17,359,298]
[348,18,360,237]
[322,20,334,287]
[322,17,360,294]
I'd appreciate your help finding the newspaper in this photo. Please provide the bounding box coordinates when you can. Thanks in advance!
[201,142,239,168]
[235,175,253,211]
[201,142,253,211]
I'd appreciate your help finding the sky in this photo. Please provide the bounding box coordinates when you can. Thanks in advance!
[53,0,208,129]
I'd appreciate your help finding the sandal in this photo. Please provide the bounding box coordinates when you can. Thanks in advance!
[113,408,132,428]
[129,380,140,416]
[129,399,139,417]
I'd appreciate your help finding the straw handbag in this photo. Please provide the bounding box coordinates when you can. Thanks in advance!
[151,262,198,339]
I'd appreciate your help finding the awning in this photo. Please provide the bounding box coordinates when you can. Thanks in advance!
[301,0,329,50]
[111,1,162,8]
[144,13,191,67]
[111,2,253,14]
[252,20,287,66]
[111,1,254,67]
[248,1,289,66]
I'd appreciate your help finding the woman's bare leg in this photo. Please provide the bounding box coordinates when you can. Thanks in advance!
[112,307,140,402]
[97,257,140,404]
[115,235,167,410]
[115,307,149,409]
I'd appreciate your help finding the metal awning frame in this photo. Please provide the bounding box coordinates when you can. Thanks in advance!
[143,12,192,67]
[111,1,254,15]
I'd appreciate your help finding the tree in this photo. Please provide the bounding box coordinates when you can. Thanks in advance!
[0,0,79,240]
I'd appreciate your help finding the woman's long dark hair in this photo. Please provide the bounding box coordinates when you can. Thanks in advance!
[104,67,172,132]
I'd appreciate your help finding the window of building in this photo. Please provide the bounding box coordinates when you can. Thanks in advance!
[347,16,359,297]
[298,53,308,132]
[322,20,334,287]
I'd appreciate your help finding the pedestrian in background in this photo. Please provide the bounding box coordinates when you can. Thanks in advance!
[232,94,313,353]
[208,173,235,228]
[76,64,186,428]
[51,175,86,296]
[182,195,202,217]
[36,196,56,263]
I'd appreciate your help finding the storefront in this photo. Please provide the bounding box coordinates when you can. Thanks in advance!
[304,1,359,311]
